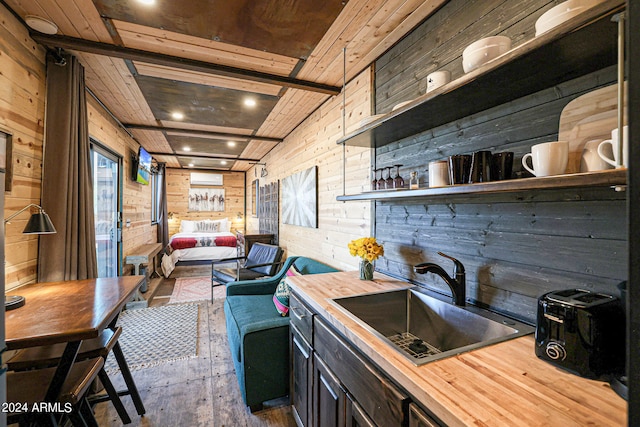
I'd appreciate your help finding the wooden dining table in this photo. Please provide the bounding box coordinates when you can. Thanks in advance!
[5,276,144,403]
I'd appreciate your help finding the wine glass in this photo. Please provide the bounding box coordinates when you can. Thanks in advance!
[371,168,378,190]
[376,168,385,190]
[384,167,393,189]
[393,164,404,189]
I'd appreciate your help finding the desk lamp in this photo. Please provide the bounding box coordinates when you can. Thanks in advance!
[4,204,57,310]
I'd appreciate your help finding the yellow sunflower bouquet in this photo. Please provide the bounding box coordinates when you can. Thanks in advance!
[348,237,384,280]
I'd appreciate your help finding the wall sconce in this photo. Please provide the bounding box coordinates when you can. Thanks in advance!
[236,212,243,221]
[168,211,175,221]
[4,204,57,310]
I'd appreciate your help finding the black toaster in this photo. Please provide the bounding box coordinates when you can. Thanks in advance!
[535,289,625,379]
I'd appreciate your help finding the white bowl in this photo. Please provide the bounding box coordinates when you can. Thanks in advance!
[462,36,511,73]
[535,0,604,37]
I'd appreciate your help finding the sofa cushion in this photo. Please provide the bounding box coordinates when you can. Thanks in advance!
[225,295,290,362]
[272,264,303,316]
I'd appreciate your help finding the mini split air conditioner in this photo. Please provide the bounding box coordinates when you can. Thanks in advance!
[190,172,223,186]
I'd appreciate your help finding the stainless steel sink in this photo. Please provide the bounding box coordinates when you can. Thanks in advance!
[332,287,534,366]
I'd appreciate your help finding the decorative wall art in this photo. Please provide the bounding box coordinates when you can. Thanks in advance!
[282,166,317,228]
[188,188,225,212]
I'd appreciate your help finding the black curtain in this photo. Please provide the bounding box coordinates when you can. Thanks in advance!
[38,53,97,281]
[156,163,169,248]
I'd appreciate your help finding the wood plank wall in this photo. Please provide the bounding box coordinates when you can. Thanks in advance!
[0,4,46,290]
[245,69,373,271]
[1,3,160,287]
[166,169,245,237]
[373,0,627,323]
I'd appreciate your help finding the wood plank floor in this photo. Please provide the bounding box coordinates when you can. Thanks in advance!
[93,268,296,426]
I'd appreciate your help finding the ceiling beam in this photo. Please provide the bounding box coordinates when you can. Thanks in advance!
[30,33,342,95]
[150,152,262,162]
[124,124,283,143]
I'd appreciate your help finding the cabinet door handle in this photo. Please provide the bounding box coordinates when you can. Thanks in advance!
[291,307,307,319]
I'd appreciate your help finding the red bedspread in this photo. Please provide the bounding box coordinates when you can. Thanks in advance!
[171,235,237,250]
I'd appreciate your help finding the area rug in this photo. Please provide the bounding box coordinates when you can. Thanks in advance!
[169,276,226,304]
[105,303,199,374]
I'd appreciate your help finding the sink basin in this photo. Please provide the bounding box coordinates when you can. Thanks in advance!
[332,288,534,366]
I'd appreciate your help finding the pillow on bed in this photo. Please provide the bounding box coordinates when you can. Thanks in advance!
[195,220,220,232]
[216,218,230,232]
[273,264,303,316]
[179,220,197,233]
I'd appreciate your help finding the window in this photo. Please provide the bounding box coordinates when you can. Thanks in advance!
[151,168,163,224]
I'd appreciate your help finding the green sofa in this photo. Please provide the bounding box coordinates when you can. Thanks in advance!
[224,256,339,410]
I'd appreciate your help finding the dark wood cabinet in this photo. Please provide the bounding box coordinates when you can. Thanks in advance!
[346,395,377,427]
[408,403,440,427]
[291,323,313,427]
[290,290,431,427]
[313,353,346,427]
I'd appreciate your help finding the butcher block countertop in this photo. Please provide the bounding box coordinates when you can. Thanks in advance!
[286,271,627,427]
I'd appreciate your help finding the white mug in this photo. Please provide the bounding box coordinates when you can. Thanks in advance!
[522,141,569,177]
[598,126,628,168]
[429,160,450,187]
[580,139,613,172]
[426,70,451,93]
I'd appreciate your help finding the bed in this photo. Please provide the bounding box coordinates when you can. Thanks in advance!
[161,218,238,278]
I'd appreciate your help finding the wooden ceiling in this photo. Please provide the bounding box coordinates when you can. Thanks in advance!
[4,0,448,171]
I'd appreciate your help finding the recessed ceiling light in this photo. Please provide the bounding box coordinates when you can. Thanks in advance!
[137,0,156,5]
[227,141,236,147]
[183,146,191,152]
[188,163,194,167]
[220,160,228,165]
[171,112,184,120]
[244,98,257,107]
[24,15,58,35]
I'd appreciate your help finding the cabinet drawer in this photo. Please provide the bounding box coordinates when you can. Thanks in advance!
[314,317,409,426]
[290,291,314,343]
[408,403,440,427]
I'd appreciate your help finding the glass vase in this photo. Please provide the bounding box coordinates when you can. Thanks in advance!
[359,260,374,280]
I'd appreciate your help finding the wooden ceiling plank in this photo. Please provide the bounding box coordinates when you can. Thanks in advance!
[155,121,259,138]
[78,53,156,124]
[131,129,173,154]
[346,0,448,79]
[239,141,279,161]
[297,0,387,81]
[114,20,297,76]
[55,0,113,42]
[133,62,282,97]
[258,89,328,137]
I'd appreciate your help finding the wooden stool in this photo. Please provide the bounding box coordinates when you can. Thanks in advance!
[7,357,105,426]
[7,327,146,423]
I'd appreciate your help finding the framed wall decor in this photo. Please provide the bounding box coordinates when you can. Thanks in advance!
[282,166,317,228]
[188,188,225,211]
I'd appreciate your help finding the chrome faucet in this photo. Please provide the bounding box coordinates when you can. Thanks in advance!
[414,252,466,306]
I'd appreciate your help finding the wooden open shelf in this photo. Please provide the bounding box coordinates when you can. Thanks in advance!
[336,169,627,202]
[337,1,624,149]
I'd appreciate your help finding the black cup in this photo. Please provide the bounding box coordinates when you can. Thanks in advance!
[469,150,493,183]
[448,154,471,185]
[491,151,514,181]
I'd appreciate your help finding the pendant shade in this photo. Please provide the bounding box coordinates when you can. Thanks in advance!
[23,211,57,234]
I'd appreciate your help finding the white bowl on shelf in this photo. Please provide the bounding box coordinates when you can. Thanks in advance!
[535,0,604,37]
[462,36,512,73]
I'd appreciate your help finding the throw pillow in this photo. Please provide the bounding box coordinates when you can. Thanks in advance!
[273,264,302,316]
[179,220,196,233]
